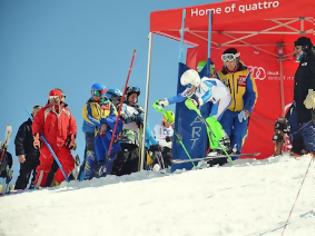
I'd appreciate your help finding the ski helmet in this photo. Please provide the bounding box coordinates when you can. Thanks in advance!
[106,88,122,99]
[91,83,107,97]
[163,110,175,124]
[126,86,140,97]
[197,59,216,75]
[180,69,201,87]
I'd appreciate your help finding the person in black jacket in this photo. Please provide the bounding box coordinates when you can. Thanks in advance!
[292,36,315,156]
[14,105,42,190]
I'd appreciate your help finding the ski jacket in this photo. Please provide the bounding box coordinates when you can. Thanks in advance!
[82,97,117,133]
[0,150,12,178]
[32,105,77,148]
[294,51,315,123]
[120,103,144,146]
[217,64,258,113]
[14,118,39,157]
[153,123,174,149]
[167,77,231,117]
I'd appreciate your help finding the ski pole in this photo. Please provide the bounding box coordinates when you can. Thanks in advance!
[184,99,233,164]
[107,49,136,157]
[40,135,69,182]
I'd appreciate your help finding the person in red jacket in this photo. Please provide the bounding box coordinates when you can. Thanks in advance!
[32,88,77,187]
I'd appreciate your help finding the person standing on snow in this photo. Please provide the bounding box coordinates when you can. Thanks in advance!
[112,86,144,175]
[80,83,117,180]
[156,64,231,151]
[153,110,175,167]
[32,89,77,187]
[291,37,315,157]
[93,96,121,177]
[217,48,258,155]
[14,105,42,190]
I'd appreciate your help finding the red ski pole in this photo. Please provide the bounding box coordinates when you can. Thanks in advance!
[107,49,136,157]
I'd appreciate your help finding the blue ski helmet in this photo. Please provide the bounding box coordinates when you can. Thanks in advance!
[106,88,123,99]
[91,83,107,97]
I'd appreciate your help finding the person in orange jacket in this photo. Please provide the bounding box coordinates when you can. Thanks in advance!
[32,88,77,187]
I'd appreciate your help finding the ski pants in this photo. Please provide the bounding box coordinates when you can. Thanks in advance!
[78,132,96,180]
[300,121,315,152]
[287,107,305,154]
[34,144,74,187]
[15,152,39,190]
[220,110,248,154]
[112,143,139,176]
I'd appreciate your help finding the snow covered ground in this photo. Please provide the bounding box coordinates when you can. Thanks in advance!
[0,154,314,236]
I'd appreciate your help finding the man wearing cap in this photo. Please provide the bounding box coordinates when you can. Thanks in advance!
[217,48,258,155]
[292,36,315,157]
[14,105,42,190]
[32,88,77,187]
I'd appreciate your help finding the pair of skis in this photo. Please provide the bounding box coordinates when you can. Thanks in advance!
[171,152,261,164]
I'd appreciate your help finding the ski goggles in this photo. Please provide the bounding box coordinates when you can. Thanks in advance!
[128,87,140,94]
[221,52,240,62]
[92,89,107,97]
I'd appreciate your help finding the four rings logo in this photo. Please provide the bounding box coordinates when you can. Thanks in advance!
[248,65,267,80]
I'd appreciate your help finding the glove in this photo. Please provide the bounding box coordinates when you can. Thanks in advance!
[67,134,77,150]
[149,144,160,152]
[304,89,315,109]
[33,133,40,149]
[157,99,169,108]
[99,124,107,136]
[238,110,249,123]
[190,94,200,107]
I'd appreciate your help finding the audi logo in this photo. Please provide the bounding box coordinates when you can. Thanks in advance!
[248,66,267,80]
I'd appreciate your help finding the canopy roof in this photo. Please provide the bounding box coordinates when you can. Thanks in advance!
[150,0,314,58]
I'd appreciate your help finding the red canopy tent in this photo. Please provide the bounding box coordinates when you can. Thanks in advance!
[140,0,314,166]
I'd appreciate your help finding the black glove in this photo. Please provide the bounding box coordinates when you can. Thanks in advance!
[165,136,172,142]
[149,144,160,152]
[190,94,200,108]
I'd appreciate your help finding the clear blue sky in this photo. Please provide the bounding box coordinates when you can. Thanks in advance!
[0,0,220,177]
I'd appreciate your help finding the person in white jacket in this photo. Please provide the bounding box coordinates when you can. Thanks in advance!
[157,69,231,120]
[157,68,231,153]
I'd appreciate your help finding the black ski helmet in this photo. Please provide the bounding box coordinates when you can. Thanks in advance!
[294,37,313,51]
[126,86,140,98]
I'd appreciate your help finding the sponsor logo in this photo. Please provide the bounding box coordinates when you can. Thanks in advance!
[248,65,267,80]
[238,75,247,86]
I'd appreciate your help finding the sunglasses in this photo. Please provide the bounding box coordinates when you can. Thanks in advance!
[221,52,240,62]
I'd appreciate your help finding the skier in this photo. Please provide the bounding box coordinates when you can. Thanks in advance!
[80,83,111,180]
[156,66,231,152]
[112,86,144,176]
[14,105,42,190]
[291,37,315,157]
[93,96,122,177]
[32,88,77,187]
[217,48,258,155]
[153,110,175,167]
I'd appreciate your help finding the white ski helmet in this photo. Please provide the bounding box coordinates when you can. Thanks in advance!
[180,69,201,87]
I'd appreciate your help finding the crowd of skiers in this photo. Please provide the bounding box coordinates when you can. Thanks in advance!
[0,36,314,193]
